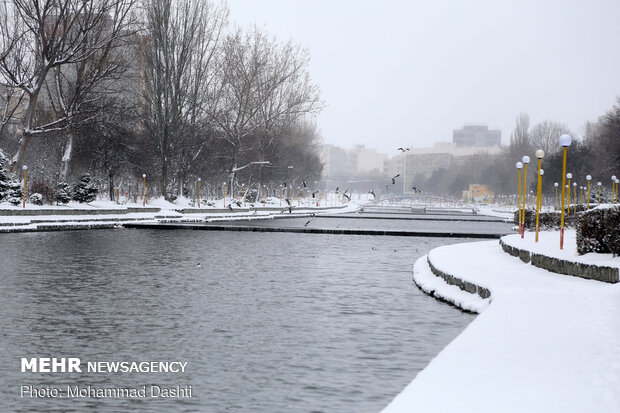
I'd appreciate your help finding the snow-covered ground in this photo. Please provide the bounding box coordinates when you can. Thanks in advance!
[503,230,620,271]
[383,240,620,413]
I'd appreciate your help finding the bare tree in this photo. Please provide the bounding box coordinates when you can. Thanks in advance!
[530,120,572,155]
[207,27,322,194]
[0,0,137,174]
[140,0,227,200]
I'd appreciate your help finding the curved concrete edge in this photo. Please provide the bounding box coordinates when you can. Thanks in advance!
[412,254,491,314]
[499,238,619,283]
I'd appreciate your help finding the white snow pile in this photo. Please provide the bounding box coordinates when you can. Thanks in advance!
[384,240,620,413]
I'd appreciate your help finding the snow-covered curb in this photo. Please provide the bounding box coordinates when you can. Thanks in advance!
[413,255,490,313]
[383,240,620,413]
[501,231,619,283]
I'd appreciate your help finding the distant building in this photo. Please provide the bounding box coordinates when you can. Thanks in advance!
[462,184,495,203]
[453,124,501,147]
[402,142,502,194]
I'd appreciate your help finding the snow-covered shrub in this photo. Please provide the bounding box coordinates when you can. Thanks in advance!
[577,205,620,256]
[72,174,98,203]
[245,188,258,202]
[53,181,71,205]
[7,174,23,205]
[29,193,43,205]
[516,208,579,230]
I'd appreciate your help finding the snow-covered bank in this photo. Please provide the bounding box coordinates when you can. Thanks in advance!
[0,198,361,232]
[384,240,620,413]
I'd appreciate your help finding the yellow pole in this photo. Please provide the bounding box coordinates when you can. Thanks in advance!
[223,183,226,208]
[243,185,246,207]
[535,158,542,242]
[555,184,558,210]
[560,148,568,249]
[517,163,522,235]
[573,184,576,214]
[586,178,590,210]
[142,174,146,207]
[521,158,529,238]
[598,183,601,205]
[198,179,201,208]
[279,186,282,206]
[22,166,27,208]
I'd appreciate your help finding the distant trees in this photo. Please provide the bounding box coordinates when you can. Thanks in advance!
[530,120,572,156]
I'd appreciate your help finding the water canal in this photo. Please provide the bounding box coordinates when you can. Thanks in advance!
[0,212,512,412]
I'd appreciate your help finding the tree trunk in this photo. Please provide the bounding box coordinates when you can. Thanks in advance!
[9,131,31,175]
[108,170,115,201]
[59,131,75,181]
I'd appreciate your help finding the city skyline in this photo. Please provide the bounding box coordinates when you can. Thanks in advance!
[228,0,620,156]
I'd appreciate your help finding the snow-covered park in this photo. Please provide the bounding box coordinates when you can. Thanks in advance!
[383,230,620,413]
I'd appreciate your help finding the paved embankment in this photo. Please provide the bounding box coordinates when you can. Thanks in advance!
[123,222,507,238]
[383,240,620,413]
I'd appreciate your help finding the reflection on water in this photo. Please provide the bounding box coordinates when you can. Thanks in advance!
[0,228,475,412]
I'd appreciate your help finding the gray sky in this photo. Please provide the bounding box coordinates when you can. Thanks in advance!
[227,0,620,156]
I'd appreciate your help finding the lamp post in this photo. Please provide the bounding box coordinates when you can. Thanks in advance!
[242,183,246,207]
[579,186,583,205]
[554,182,559,210]
[534,150,544,242]
[613,176,617,204]
[572,183,577,214]
[617,178,620,203]
[22,165,27,208]
[223,182,227,207]
[279,184,283,206]
[566,173,572,207]
[516,162,523,234]
[142,174,146,207]
[197,178,201,208]
[597,181,602,205]
[586,175,591,209]
[559,134,571,249]
[521,156,530,238]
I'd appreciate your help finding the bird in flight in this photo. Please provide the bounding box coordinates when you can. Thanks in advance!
[285,198,291,206]
[397,147,411,152]
[302,180,307,188]
[234,200,242,207]
[343,193,351,201]
[411,186,422,193]
[283,181,287,188]
[392,174,400,185]
[368,190,376,198]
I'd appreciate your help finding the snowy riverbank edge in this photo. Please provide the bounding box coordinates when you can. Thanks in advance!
[383,240,620,413]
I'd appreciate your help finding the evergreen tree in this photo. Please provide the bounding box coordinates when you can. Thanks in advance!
[7,174,23,205]
[0,159,10,202]
[72,174,98,203]
[53,181,72,205]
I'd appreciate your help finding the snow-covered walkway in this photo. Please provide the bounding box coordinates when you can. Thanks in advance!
[383,239,620,413]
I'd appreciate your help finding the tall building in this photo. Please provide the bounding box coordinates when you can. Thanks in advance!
[453,124,501,147]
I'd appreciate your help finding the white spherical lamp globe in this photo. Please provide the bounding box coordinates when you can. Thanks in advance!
[559,134,572,147]
[573,183,577,187]
[540,169,544,175]
[198,178,201,182]
[567,173,572,179]
[554,182,558,187]
[586,175,591,181]
[597,182,602,186]
[142,174,146,178]
[516,162,523,169]
[612,175,617,181]
[522,155,530,164]
[535,149,545,159]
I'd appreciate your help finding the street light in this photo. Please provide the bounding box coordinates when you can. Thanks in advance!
[223,182,227,208]
[197,178,201,208]
[534,150,544,242]
[586,175,592,210]
[597,181,602,205]
[142,174,146,207]
[554,182,559,210]
[573,182,577,214]
[22,165,27,208]
[559,133,571,249]
[566,173,572,207]
[613,176,617,204]
[521,156,530,238]
[516,162,523,234]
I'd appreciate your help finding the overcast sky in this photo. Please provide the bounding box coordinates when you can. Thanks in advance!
[227,0,620,156]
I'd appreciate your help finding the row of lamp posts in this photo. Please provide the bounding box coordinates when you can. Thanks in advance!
[517,134,618,250]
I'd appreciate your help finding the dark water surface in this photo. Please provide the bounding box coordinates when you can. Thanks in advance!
[0,227,475,412]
